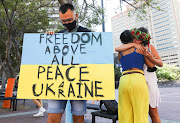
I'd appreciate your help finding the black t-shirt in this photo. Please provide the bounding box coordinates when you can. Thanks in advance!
[58,26,91,33]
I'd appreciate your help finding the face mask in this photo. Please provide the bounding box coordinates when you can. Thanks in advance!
[63,20,77,31]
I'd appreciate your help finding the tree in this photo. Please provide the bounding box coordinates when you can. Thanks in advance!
[114,66,122,81]
[0,0,159,80]
[0,0,103,81]
[0,0,54,79]
[122,0,161,20]
[156,64,180,81]
[58,0,161,25]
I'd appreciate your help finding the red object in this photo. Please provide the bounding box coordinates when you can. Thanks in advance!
[131,31,135,35]
[2,78,15,108]
[148,40,150,50]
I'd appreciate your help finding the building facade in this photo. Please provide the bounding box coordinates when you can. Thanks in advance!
[112,0,180,67]
[47,1,60,30]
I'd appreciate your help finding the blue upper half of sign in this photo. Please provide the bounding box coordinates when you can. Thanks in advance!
[21,32,114,65]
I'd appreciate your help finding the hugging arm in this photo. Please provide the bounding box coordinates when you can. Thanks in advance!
[145,45,163,67]
[115,43,145,52]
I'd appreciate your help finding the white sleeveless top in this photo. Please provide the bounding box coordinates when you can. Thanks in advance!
[143,45,161,108]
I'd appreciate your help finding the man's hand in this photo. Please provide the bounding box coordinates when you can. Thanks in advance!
[46,31,55,35]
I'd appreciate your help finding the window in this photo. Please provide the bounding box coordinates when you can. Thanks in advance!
[154,19,171,26]
[161,55,168,58]
[153,15,170,22]
[163,58,178,61]
[157,41,176,46]
[156,32,172,38]
[156,37,172,42]
[170,54,177,57]
[157,46,175,50]
[155,28,173,34]
[154,23,171,29]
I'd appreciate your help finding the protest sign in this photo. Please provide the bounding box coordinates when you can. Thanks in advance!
[17,32,115,100]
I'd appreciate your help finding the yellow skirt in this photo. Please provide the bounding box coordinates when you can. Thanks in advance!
[118,70,149,123]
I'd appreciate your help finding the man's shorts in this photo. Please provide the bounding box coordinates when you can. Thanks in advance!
[47,100,86,116]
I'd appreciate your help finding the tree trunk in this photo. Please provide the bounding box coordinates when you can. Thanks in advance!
[5,25,16,78]
[2,71,6,88]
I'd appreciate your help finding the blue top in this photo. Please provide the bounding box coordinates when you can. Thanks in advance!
[119,48,145,71]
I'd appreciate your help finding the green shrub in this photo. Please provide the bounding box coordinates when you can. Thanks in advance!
[156,64,180,81]
[114,66,122,81]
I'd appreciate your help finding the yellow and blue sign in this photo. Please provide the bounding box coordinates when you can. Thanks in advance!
[17,32,115,100]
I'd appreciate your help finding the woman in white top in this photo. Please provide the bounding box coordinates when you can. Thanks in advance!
[115,27,163,123]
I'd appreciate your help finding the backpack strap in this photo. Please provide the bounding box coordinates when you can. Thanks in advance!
[100,100,106,112]
[100,100,103,110]
[119,52,123,56]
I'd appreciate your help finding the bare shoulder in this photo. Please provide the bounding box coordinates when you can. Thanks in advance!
[150,44,162,59]
[150,44,158,54]
[122,47,136,55]
[150,44,156,50]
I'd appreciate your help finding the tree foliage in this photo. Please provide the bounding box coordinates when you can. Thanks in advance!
[0,0,161,79]
[156,64,180,81]
[121,0,161,20]
[0,0,54,78]
[114,66,122,81]
[0,0,103,79]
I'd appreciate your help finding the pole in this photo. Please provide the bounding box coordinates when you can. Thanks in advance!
[120,0,122,12]
[65,101,73,123]
[101,0,105,32]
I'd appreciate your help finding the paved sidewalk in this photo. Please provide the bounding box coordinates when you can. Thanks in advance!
[158,87,180,122]
[0,87,180,123]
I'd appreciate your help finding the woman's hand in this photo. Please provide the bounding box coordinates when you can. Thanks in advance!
[133,43,145,52]
[144,49,154,61]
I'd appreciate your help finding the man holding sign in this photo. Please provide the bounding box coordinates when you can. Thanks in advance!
[17,3,115,123]
[47,3,91,123]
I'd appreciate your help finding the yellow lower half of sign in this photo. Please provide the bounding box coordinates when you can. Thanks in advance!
[17,64,115,100]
